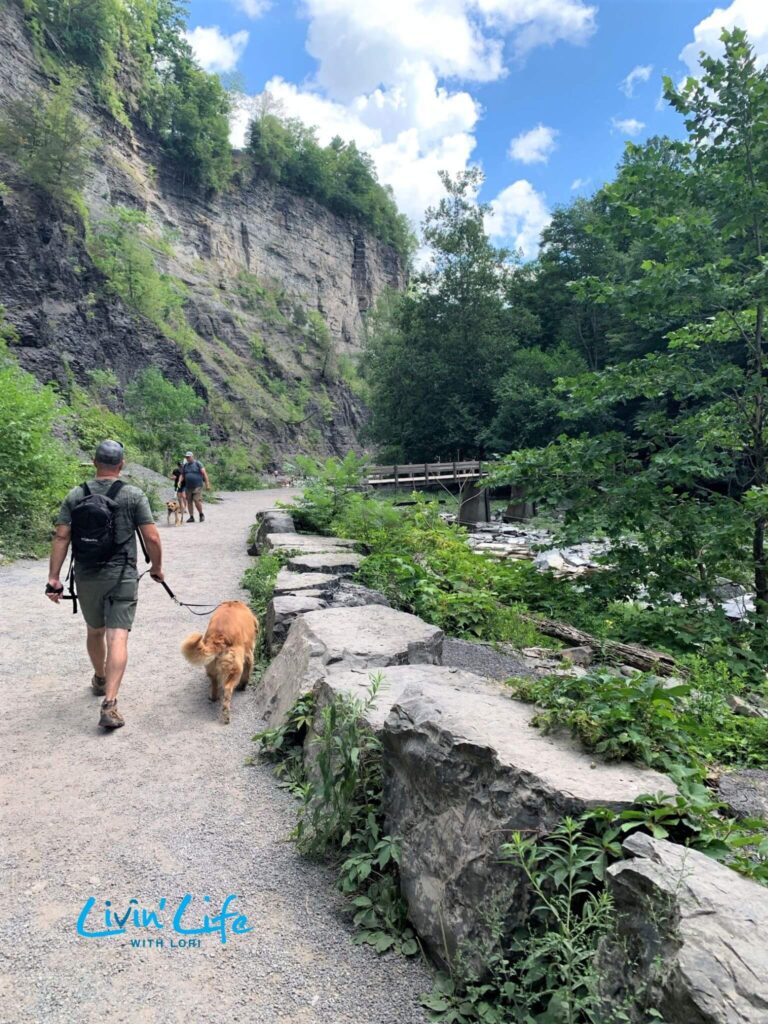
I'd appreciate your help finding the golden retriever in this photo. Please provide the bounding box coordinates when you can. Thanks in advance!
[181,601,259,724]
[166,500,184,526]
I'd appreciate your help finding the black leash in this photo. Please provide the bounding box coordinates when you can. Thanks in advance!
[134,524,220,616]
[48,529,221,618]
[138,569,220,616]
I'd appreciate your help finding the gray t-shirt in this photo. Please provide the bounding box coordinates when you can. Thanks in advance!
[56,478,154,577]
[181,460,205,489]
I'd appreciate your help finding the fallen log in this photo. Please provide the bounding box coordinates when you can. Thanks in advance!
[523,615,681,677]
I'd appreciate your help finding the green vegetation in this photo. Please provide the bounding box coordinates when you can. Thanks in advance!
[247,111,414,257]
[425,816,617,1024]
[0,308,78,554]
[124,366,207,464]
[22,0,232,189]
[254,678,420,957]
[90,207,187,324]
[0,74,92,201]
[274,458,768,1020]
[364,31,768,658]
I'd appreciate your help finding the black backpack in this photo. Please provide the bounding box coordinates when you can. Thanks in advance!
[70,480,128,567]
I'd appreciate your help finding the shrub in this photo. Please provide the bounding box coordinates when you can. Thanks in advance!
[123,367,207,466]
[0,320,78,554]
[0,75,92,201]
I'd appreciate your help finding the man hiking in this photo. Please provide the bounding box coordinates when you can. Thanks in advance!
[46,440,164,730]
[180,450,210,523]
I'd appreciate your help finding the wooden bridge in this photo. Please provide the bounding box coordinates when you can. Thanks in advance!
[366,461,485,488]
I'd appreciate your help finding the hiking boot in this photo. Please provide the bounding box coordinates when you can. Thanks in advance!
[99,699,125,730]
[187,516,195,523]
[91,674,106,696]
[199,513,205,522]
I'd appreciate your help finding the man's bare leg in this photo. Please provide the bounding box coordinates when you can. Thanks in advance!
[86,625,107,678]
[104,628,130,702]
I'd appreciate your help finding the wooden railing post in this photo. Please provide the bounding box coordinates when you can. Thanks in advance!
[424,463,429,486]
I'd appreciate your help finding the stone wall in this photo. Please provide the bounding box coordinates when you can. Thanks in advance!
[245,511,768,1021]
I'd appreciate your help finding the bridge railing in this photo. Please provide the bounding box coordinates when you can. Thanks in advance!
[366,461,484,486]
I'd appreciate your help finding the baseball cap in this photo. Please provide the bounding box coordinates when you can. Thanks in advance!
[94,439,124,466]
[185,450,194,457]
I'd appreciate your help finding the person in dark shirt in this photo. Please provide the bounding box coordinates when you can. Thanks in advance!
[171,460,187,515]
[47,440,165,730]
[180,451,211,523]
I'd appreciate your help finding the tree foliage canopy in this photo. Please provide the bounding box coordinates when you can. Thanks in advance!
[364,29,768,635]
[246,112,413,257]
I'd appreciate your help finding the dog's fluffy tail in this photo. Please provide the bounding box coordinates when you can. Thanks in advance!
[181,632,217,666]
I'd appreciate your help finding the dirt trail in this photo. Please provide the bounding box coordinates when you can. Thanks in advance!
[0,490,430,1024]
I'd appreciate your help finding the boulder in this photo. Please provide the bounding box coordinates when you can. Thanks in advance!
[726,693,768,719]
[717,769,768,821]
[273,569,342,596]
[303,666,502,774]
[311,664,502,734]
[266,593,328,654]
[286,552,363,574]
[254,606,444,727]
[265,532,359,554]
[249,508,296,554]
[382,683,675,967]
[599,832,768,1024]
[324,578,390,609]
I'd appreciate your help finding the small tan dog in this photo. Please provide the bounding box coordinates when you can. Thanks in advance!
[166,500,183,526]
[181,601,259,724]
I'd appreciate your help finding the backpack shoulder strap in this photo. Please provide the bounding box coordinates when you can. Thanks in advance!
[106,480,125,499]
[81,482,91,497]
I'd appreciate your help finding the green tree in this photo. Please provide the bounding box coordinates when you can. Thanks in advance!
[0,74,92,199]
[486,344,588,453]
[149,54,233,191]
[0,307,78,552]
[124,367,207,464]
[492,29,768,630]
[363,170,517,460]
[90,207,186,323]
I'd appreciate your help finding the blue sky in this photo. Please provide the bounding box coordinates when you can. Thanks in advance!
[183,0,768,256]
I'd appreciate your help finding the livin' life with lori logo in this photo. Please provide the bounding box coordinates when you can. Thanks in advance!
[76,894,252,947]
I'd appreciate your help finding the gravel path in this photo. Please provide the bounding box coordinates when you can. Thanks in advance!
[0,490,431,1024]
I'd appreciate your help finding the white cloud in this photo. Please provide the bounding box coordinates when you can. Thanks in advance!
[680,0,768,74]
[231,0,595,247]
[508,123,558,164]
[611,116,646,137]
[570,176,590,190]
[185,26,249,73]
[485,180,551,257]
[234,0,270,17]
[620,63,653,97]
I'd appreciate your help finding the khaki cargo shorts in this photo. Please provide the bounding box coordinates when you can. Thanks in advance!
[187,485,203,501]
[75,571,139,631]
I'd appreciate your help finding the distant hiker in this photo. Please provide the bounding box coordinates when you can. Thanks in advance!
[180,451,210,523]
[171,460,187,514]
[46,440,165,730]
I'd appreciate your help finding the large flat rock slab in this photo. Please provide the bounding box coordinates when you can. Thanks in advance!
[382,682,675,966]
[286,552,363,574]
[266,532,359,554]
[273,569,342,595]
[249,508,296,554]
[312,664,503,732]
[266,593,329,654]
[600,833,768,1023]
[254,607,444,727]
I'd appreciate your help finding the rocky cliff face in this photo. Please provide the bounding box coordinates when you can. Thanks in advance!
[0,4,404,463]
